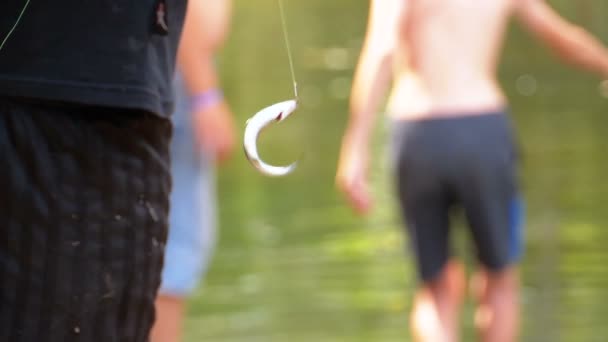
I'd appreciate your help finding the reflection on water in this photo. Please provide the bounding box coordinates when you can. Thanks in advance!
[183,1,608,341]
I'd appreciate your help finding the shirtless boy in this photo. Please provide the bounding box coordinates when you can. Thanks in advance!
[336,1,608,341]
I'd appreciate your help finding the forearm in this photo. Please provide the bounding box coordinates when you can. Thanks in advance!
[518,0,608,78]
[178,52,221,95]
[552,25,608,77]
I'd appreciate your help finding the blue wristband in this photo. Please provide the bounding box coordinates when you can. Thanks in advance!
[191,89,223,113]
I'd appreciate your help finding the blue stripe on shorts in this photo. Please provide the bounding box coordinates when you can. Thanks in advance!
[508,196,524,261]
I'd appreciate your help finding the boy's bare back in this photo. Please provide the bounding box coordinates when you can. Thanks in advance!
[388,0,514,118]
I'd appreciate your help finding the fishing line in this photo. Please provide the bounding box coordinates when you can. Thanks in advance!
[0,0,31,52]
[278,0,298,100]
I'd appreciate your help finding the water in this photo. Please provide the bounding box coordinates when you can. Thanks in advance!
[183,1,608,341]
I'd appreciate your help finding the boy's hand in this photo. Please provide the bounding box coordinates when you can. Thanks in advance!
[336,135,372,215]
[193,101,236,163]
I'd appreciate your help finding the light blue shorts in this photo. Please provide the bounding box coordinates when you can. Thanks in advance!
[159,76,217,296]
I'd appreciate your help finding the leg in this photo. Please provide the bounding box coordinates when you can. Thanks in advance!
[395,157,461,340]
[452,113,523,342]
[460,164,522,341]
[471,267,519,342]
[151,295,186,342]
[411,260,466,342]
[463,192,522,342]
[464,196,522,342]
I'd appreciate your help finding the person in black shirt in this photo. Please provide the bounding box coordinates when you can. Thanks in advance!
[0,1,186,341]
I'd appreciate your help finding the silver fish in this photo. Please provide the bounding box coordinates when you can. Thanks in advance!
[243,99,298,177]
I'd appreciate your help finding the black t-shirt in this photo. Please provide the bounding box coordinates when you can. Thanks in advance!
[0,0,187,117]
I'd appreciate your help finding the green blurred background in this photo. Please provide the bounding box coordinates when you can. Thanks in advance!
[183,1,608,341]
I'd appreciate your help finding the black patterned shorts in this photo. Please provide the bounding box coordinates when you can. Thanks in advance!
[0,98,172,342]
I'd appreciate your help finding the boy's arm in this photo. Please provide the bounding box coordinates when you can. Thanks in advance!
[178,0,231,93]
[345,0,404,147]
[336,0,406,214]
[178,0,235,162]
[515,0,608,78]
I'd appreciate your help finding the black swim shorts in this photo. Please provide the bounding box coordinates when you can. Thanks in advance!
[0,98,172,342]
[391,109,524,282]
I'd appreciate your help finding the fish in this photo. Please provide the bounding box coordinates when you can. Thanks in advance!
[243,99,298,177]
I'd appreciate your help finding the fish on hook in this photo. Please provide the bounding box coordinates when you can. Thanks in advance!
[243,99,298,177]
